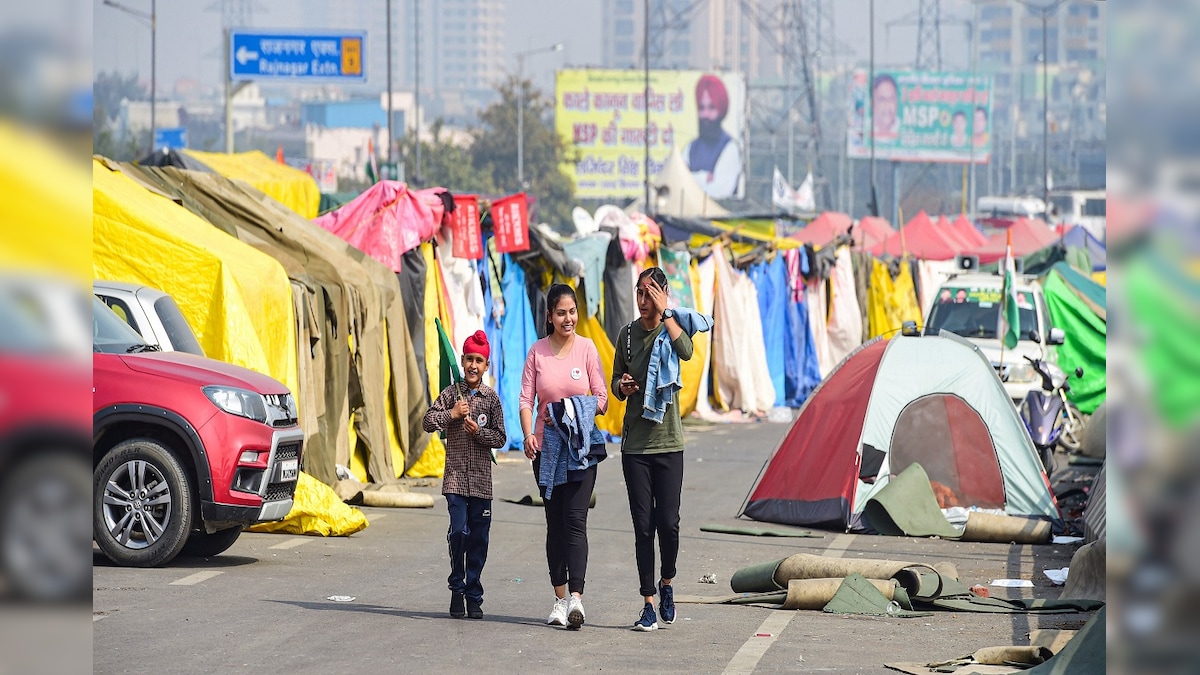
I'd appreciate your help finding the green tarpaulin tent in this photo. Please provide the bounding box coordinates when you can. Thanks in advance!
[1042,263,1106,414]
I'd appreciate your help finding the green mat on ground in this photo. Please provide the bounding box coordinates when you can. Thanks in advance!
[862,463,964,539]
[500,492,596,508]
[700,524,823,538]
[823,574,933,618]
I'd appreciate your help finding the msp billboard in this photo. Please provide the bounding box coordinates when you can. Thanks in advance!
[847,69,993,163]
[555,69,747,200]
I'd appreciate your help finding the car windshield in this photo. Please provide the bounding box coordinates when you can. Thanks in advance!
[93,297,154,354]
[925,285,1040,341]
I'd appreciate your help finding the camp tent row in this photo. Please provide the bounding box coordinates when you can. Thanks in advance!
[93,149,1106,489]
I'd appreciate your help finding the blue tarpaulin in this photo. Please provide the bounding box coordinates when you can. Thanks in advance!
[498,253,539,451]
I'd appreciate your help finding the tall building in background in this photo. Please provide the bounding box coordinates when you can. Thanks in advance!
[602,0,785,81]
[301,0,505,121]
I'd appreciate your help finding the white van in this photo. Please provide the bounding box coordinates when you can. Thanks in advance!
[1049,189,1106,241]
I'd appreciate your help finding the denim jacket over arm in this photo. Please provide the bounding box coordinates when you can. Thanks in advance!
[643,307,714,423]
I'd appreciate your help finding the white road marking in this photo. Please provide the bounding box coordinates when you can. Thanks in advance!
[169,571,223,586]
[93,614,108,622]
[722,532,858,674]
[722,612,795,675]
[367,513,386,522]
[269,537,312,550]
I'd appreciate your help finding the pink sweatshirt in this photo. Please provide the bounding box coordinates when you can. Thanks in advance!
[519,335,609,439]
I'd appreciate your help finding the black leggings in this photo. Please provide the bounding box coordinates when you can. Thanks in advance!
[532,457,595,595]
[622,451,684,598]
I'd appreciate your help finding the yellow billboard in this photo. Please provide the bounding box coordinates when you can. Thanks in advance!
[555,69,747,200]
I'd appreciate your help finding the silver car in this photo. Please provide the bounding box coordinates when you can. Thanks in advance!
[93,280,205,356]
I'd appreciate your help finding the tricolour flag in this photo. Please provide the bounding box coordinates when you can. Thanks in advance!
[365,138,379,184]
[434,317,461,394]
[999,228,1020,349]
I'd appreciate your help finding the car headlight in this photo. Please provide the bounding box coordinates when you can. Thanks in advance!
[1005,364,1037,383]
[203,386,268,423]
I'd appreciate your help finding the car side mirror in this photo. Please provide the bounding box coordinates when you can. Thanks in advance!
[901,321,921,337]
[1075,367,1084,378]
[1047,327,1065,345]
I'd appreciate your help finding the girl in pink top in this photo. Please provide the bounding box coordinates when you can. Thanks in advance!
[519,284,608,631]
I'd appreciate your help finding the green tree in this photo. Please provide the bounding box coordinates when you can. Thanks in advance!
[399,118,497,195]
[471,76,576,228]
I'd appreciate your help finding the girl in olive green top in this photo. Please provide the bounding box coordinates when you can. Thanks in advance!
[611,267,692,631]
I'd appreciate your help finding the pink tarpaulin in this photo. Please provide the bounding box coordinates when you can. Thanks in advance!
[874,210,968,260]
[936,214,977,252]
[971,217,1058,264]
[951,213,989,248]
[790,211,852,247]
[313,181,446,272]
[854,216,894,251]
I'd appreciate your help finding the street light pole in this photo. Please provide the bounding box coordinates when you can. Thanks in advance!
[515,42,563,188]
[103,0,155,152]
[1041,8,1050,219]
[386,0,393,163]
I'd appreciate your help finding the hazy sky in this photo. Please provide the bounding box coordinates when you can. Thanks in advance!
[93,0,974,96]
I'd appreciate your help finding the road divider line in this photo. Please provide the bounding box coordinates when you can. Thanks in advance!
[367,513,386,522]
[269,537,312,550]
[93,614,108,622]
[722,612,795,675]
[169,571,223,586]
[824,533,855,558]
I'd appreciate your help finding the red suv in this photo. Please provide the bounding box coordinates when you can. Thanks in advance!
[92,298,303,566]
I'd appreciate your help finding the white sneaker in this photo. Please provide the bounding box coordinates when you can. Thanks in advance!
[547,597,569,626]
[567,595,586,630]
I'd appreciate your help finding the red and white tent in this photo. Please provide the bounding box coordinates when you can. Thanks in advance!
[739,334,1058,530]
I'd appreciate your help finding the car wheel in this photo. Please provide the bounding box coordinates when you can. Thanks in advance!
[0,452,92,600]
[179,526,243,558]
[93,438,192,567]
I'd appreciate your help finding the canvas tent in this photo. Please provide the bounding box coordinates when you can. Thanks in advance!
[790,212,851,247]
[950,213,988,249]
[875,211,967,261]
[972,217,1058,264]
[853,216,894,251]
[629,146,730,218]
[184,149,321,219]
[740,333,1058,530]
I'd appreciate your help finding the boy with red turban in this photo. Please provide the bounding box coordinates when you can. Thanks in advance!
[422,330,506,620]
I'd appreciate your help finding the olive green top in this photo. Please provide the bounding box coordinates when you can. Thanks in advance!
[611,319,694,454]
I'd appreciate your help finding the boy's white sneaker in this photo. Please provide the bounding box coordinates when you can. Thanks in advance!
[567,595,586,630]
[547,597,569,626]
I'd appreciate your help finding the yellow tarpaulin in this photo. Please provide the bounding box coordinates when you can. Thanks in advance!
[184,149,321,219]
[92,159,299,395]
[247,472,368,536]
[407,241,450,478]
[677,259,709,417]
[0,124,91,282]
[867,258,922,339]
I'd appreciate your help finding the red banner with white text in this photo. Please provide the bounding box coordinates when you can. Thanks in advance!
[492,193,530,254]
[450,194,482,259]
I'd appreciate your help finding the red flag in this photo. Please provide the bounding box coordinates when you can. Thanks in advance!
[275,145,285,164]
[492,193,530,253]
[450,194,483,259]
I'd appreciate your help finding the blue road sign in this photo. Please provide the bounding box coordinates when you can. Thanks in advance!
[230,30,366,82]
[154,127,188,150]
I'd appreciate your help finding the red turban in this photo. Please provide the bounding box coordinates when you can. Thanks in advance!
[462,330,490,359]
[696,75,730,120]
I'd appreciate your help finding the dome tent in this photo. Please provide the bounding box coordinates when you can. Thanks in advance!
[739,333,1058,531]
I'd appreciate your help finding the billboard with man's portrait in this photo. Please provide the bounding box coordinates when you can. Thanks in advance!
[555,69,747,200]
[847,69,993,164]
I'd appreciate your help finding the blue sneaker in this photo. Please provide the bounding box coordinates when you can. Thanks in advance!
[632,602,658,631]
[658,581,676,624]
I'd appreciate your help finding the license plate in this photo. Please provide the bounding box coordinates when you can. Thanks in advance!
[277,458,299,482]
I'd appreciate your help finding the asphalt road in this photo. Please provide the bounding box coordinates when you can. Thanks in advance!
[93,421,1090,674]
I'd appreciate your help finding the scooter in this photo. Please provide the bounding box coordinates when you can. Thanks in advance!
[1018,355,1085,474]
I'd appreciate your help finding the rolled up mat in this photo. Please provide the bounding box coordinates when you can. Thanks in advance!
[358,491,435,508]
[782,576,895,610]
[970,646,1054,666]
[730,553,941,594]
[822,574,932,617]
[961,511,1052,544]
[861,463,964,539]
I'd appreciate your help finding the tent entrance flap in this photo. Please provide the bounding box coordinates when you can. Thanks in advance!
[889,394,1005,510]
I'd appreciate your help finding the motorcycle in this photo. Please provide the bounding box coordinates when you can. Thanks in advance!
[1018,355,1086,473]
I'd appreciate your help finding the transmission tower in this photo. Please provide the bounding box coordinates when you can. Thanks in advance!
[206,0,255,29]
[916,0,942,71]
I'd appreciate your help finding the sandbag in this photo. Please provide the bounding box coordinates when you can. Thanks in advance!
[248,471,369,536]
[961,511,1051,544]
